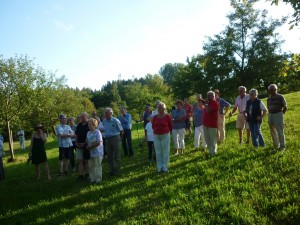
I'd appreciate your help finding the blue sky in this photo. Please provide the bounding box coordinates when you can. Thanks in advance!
[0,0,299,90]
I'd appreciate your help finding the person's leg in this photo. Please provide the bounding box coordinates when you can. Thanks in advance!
[208,128,218,155]
[95,156,103,183]
[126,129,134,157]
[200,125,207,149]
[218,114,225,143]
[147,141,152,163]
[269,114,280,149]
[257,123,265,147]
[249,122,258,147]
[44,162,51,179]
[275,112,286,150]
[194,126,201,148]
[172,129,179,154]
[35,164,41,179]
[89,157,95,182]
[153,135,163,172]
[111,136,121,174]
[121,132,128,156]
[178,128,185,153]
[161,133,170,172]
[76,148,84,178]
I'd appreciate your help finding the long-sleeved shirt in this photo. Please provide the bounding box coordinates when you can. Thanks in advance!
[118,113,132,130]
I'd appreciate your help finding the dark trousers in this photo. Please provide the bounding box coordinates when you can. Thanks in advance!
[106,135,121,174]
[122,129,134,157]
[70,141,76,169]
[147,141,156,161]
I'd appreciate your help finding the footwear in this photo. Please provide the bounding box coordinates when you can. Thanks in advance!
[246,140,250,144]
[239,141,243,146]
[174,152,179,156]
[59,172,64,176]
[72,167,76,173]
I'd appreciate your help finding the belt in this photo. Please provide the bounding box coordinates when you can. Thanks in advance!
[269,111,282,114]
[105,135,119,139]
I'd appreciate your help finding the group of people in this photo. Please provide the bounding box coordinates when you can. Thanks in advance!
[9,83,287,182]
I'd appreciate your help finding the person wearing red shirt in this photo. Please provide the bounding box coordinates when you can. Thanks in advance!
[203,91,219,155]
[183,97,193,139]
[152,102,173,173]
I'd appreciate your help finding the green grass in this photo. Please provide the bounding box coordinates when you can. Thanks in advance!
[1,92,300,225]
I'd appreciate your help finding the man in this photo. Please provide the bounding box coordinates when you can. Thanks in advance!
[118,107,134,157]
[229,86,250,145]
[183,97,193,139]
[203,91,219,155]
[17,128,25,150]
[214,89,231,144]
[56,114,74,176]
[103,108,123,176]
[267,84,287,152]
[92,111,100,124]
[75,112,90,180]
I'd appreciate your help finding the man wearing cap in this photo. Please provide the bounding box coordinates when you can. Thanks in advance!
[56,114,74,176]
[267,84,287,152]
[118,107,134,157]
[103,108,123,176]
[214,89,231,144]
[229,86,250,145]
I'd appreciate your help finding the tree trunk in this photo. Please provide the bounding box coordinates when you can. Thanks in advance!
[6,121,15,161]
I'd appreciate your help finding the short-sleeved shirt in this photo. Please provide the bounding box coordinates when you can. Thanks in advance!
[203,100,219,128]
[145,122,154,142]
[193,108,204,127]
[234,94,250,113]
[56,124,73,147]
[216,98,231,114]
[102,117,123,138]
[75,122,89,143]
[171,109,186,129]
[118,113,132,130]
[267,94,287,113]
[87,129,103,157]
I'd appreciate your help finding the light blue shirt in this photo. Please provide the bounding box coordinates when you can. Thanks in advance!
[56,124,73,147]
[103,117,123,138]
[87,129,103,157]
[171,109,186,129]
[118,113,132,130]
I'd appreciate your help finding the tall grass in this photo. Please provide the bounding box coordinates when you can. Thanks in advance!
[0,92,299,225]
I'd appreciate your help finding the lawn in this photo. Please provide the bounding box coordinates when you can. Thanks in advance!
[0,92,299,225]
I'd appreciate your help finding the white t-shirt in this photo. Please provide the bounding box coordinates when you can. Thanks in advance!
[145,122,154,142]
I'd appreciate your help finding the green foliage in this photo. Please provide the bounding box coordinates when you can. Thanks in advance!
[0,91,299,224]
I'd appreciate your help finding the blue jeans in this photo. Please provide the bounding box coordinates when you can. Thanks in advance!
[249,122,265,147]
[122,129,134,157]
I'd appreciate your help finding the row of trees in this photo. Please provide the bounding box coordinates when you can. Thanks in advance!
[1,0,299,161]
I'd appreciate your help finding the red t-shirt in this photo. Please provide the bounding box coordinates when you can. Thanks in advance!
[203,100,219,128]
[152,114,173,135]
[183,103,193,118]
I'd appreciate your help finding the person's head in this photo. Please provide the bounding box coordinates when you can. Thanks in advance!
[157,102,167,114]
[104,108,113,119]
[35,124,43,132]
[80,112,89,123]
[92,111,98,118]
[59,114,67,124]
[184,97,189,103]
[88,118,98,130]
[155,100,161,108]
[207,91,215,101]
[238,86,247,97]
[175,99,183,109]
[197,98,205,108]
[68,117,75,126]
[196,94,202,100]
[268,84,278,96]
[249,89,258,100]
[145,104,151,112]
[214,89,220,98]
[120,106,127,114]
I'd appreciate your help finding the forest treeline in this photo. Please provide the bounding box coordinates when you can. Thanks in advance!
[0,0,299,160]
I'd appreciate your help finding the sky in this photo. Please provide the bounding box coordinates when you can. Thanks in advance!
[0,0,299,90]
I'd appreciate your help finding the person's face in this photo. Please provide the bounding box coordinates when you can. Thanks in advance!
[207,93,215,101]
[60,118,67,124]
[250,92,257,100]
[176,103,182,109]
[197,101,203,108]
[157,104,165,114]
[268,87,277,95]
[239,88,246,96]
[68,119,75,126]
[81,114,88,122]
[88,121,95,130]
[214,92,220,99]
[120,109,126,114]
[105,111,112,119]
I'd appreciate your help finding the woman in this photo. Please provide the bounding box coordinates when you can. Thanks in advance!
[29,124,51,180]
[244,89,267,148]
[171,100,186,155]
[152,102,173,173]
[86,118,103,184]
[193,98,207,152]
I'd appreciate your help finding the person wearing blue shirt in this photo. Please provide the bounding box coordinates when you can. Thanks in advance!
[118,107,134,157]
[214,89,231,144]
[103,108,123,176]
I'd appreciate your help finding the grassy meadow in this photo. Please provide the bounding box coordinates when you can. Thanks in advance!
[0,92,300,225]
